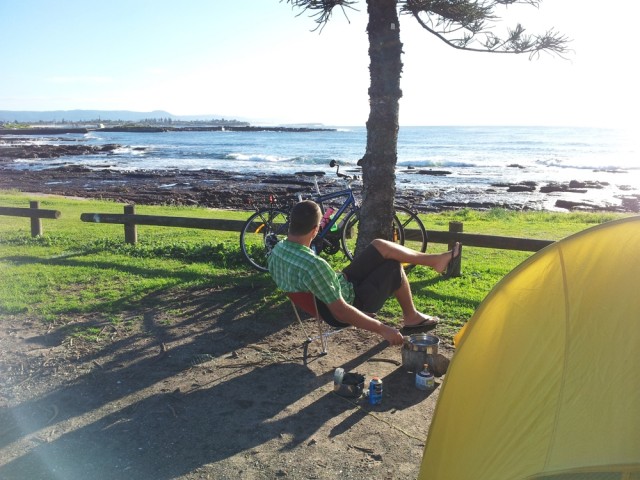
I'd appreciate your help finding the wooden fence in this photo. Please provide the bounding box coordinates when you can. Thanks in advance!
[0,201,61,237]
[79,204,554,252]
[0,201,558,277]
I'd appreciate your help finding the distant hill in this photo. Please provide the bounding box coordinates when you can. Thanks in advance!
[0,109,231,123]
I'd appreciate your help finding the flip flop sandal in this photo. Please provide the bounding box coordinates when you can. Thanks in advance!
[443,244,462,279]
[401,317,439,332]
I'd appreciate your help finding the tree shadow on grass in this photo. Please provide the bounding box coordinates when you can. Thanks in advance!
[0,363,321,479]
[0,276,290,450]
[0,336,392,479]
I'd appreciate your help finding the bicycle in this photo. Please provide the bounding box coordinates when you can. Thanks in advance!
[240,160,427,272]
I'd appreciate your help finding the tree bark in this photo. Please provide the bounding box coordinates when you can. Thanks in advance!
[356,0,403,255]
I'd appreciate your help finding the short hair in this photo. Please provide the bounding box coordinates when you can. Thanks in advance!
[289,200,321,236]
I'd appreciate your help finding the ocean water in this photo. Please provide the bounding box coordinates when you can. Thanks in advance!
[6,125,639,210]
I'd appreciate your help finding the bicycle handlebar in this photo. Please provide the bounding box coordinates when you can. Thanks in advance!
[295,162,358,180]
[329,160,358,181]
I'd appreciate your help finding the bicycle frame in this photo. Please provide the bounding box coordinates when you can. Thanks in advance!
[296,172,359,243]
[314,188,359,240]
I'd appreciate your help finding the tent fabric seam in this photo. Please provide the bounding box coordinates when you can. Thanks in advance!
[542,244,572,472]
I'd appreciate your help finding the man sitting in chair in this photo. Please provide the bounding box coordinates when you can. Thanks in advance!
[267,200,461,346]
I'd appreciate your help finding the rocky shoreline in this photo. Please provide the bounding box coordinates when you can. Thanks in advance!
[1,141,638,213]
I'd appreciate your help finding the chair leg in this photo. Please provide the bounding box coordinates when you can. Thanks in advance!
[315,314,329,354]
[289,299,329,355]
[289,296,354,356]
[289,300,312,342]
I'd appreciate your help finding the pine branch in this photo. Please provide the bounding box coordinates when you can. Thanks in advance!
[402,0,571,58]
[283,0,359,32]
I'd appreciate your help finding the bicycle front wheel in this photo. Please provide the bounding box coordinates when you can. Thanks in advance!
[240,208,289,272]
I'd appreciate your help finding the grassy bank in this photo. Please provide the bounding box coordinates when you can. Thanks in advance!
[0,191,629,342]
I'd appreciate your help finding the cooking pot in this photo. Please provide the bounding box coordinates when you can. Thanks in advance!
[402,334,440,372]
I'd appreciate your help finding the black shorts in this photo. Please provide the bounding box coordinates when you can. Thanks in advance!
[316,244,403,328]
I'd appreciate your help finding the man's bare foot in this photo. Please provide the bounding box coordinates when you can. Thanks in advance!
[434,242,461,275]
[403,311,439,328]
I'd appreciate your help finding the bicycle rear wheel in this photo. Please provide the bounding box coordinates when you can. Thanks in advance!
[393,205,427,253]
[340,209,404,261]
[393,205,428,271]
[240,208,289,272]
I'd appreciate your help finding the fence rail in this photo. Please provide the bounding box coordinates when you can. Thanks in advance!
[79,205,554,253]
[79,213,242,231]
[412,229,553,252]
[80,205,244,244]
[0,201,61,237]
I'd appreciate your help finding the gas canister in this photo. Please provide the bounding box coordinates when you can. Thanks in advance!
[368,377,383,405]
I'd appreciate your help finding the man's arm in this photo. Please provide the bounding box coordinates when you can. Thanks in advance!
[326,298,404,346]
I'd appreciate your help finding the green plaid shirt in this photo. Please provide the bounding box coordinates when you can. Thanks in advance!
[267,240,354,305]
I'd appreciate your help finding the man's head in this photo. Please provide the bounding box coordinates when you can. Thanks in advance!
[289,200,321,236]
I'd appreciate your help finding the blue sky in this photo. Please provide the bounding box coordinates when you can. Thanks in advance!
[1,0,638,127]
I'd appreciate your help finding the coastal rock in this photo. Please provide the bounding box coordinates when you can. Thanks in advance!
[490,181,537,193]
[594,168,627,174]
[507,182,537,193]
[620,196,640,212]
[540,183,587,194]
[569,180,608,189]
[554,199,627,212]
[0,127,89,135]
[433,200,513,211]
[0,143,120,161]
[555,199,595,210]
[100,126,169,132]
[415,169,451,176]
[541,179,609,195]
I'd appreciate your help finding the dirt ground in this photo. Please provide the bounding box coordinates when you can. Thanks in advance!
[0,282,454,480]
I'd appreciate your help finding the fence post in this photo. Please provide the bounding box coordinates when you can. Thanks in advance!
[448,221,463,277]
[30,201,42,237]
[124,204,137,244]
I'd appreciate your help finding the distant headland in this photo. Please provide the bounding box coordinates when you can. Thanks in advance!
[0,109,332,133]
[0,125,334,135]
[0,109,250,123]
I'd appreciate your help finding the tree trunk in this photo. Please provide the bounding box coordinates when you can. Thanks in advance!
[356,0,403,255]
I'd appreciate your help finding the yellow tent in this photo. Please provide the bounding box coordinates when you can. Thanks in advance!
[420,216,640,480]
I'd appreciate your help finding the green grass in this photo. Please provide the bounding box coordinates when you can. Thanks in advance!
[0,191,632,342]
[0,193,250,327]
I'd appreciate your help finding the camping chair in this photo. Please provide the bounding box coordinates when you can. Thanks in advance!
[286,292,352,356]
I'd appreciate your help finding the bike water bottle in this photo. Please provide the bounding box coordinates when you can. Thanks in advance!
[320,207,335,229]
[329,212,339,232]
